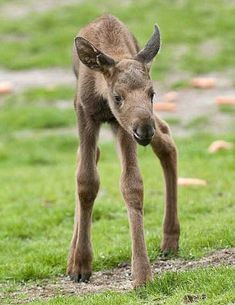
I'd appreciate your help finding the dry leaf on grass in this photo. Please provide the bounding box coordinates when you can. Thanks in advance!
[178,178,207,186]
[215,96,235,105]
[208,140,234,153]
[0,81,13,94]
[191,77,216,89]
[153,102,176,112]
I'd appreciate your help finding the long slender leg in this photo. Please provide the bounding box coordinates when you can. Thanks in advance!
[151,115,180,254]
[67,104,100,282]
[114,124,152,288]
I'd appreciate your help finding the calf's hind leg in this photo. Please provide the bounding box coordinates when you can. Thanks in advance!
[151,115,180,255]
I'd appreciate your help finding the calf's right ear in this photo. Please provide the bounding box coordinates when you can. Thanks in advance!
[75,37,116,73]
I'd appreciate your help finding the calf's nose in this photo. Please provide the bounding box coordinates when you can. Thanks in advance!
[133,124,155,146]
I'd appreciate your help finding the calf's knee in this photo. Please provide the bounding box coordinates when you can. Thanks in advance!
[120,172,143,211]
[77,172,100,207]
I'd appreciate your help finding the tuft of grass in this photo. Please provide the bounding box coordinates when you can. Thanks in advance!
[0,86,75,133]
[170,80,190,90]
[165,117,181,126]
[0,105,75,132]
[3,85,74,106]
[21,86,74,103]
[218,105,235,114]
[186,116,210,129]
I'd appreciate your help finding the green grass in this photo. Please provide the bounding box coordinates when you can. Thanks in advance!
[0,105,75,132]
[14,86,74,103]
[164,117,181,126]
[3,85,74,106]
[219,105,235,114]
[0,84,235,304]
[0,86,75,133]
[0,1,235,303]
[0,0,235,79]
[170,80,190,90]
[186,116,210,129]
[0,131,234,279]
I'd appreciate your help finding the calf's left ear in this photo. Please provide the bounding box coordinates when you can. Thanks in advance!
[75,37,116,73]
[134,25,161,64]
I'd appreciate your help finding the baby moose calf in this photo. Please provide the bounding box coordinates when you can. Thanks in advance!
[67,14,180,288]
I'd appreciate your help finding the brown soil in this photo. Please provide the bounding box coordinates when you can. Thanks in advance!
[1,248,234,304]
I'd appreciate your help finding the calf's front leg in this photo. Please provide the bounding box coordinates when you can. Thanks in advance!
[67,105,100,282]
[115,126,152,288]
[151,115,180,255]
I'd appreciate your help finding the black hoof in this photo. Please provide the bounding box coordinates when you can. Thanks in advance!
[69,272,91,283]
[159,249,178,260]
[70,274,81,282]
[159,251,169,260]
[81,272,91,283]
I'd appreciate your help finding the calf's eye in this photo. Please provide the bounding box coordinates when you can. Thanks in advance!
[114,95,122,102]
[150,92,155,103]
[113,95,123,106]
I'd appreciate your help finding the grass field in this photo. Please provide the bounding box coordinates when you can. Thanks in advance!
[0,91,235,303]
[0,0,235,304]
[0,0,235,81]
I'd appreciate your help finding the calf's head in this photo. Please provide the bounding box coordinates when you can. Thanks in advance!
[75,26,160,146]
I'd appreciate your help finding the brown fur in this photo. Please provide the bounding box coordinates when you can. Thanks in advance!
[67,14,180,288]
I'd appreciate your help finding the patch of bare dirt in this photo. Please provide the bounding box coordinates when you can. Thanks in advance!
[13,126,114,143]
[0,68,75,93]
[0,0,82,19]
[155,72,235,137]
[1,68,235,137]
[199,39,221,57]
[158,87,235,136]
[1,248,234,304]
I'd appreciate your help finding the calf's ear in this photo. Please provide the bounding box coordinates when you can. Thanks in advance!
[134,25,161,64]
[75,37,116,73]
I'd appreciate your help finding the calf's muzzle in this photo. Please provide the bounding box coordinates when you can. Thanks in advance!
[133,123,155,146]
